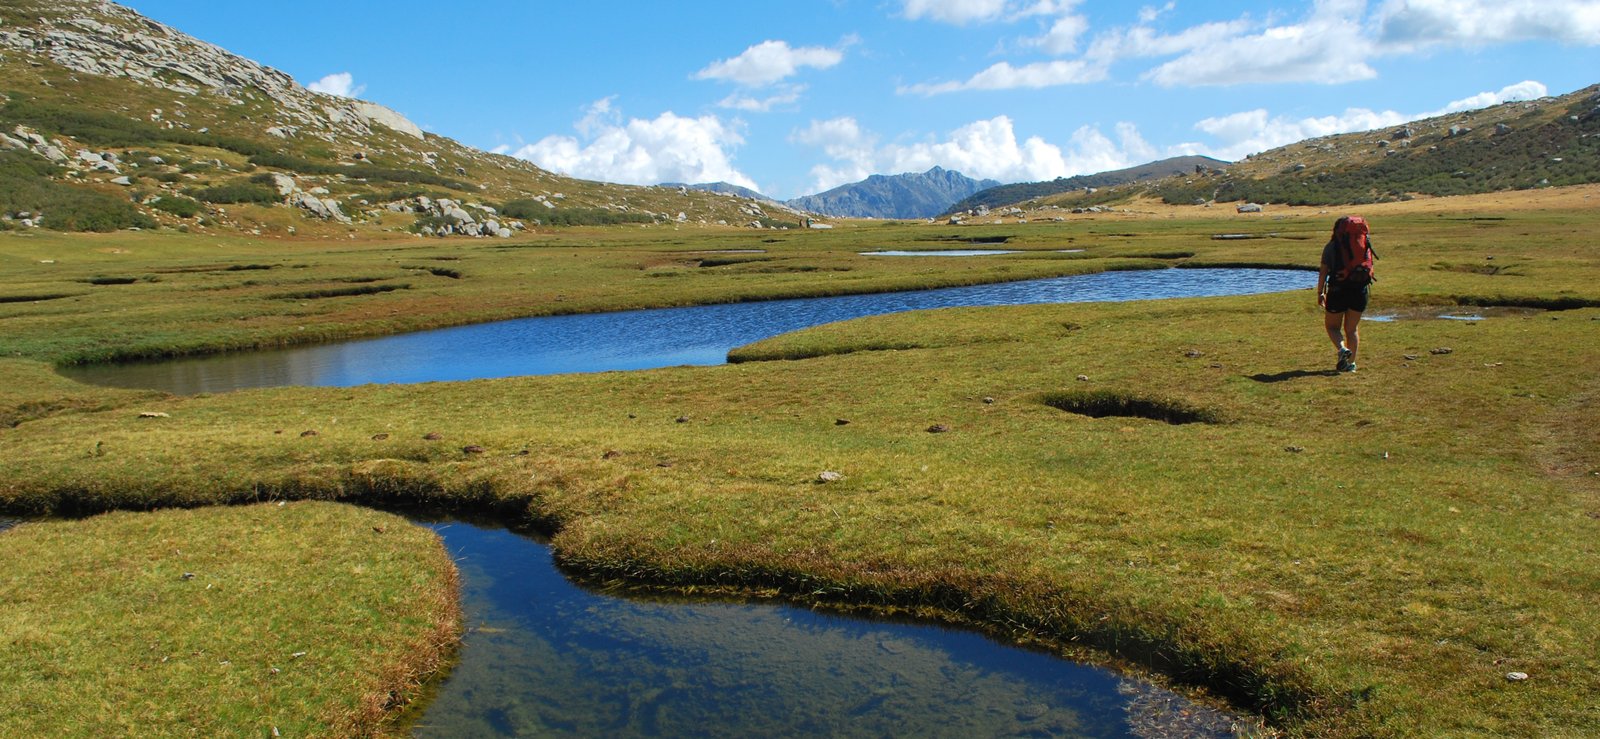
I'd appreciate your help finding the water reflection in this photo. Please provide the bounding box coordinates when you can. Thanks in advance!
[409,518,1244,738]
[60,268,1311,395]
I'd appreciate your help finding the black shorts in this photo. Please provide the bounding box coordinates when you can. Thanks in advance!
[1325,281,1369,314]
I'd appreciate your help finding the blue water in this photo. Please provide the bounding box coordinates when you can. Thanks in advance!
[61,268,1309,394]
[406,517,1244,738]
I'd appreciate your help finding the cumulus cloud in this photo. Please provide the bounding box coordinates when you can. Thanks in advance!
[694,40,846,87]
[899,59,1105,95]
[1376,0,1600,51]
[511,100,758,190]
[306,72,364,98]
[792,115,1158,193]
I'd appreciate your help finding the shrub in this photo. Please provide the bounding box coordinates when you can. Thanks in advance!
[501,201,654,226]
[149,196,202,218]
[190,182,280,205]
[0,151,155,232]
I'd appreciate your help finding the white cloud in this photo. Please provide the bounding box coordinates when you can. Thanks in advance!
[1024,12,1091,54]
[716,85,806,112]
[512,100,757,190]
[1140,0,1377,86]
[899,59,1106,95]
[1376,0,1600,51]
[306,72,364,98]
[694,40,846,87]
[902,0,1012,24]
[792,115,1159,193]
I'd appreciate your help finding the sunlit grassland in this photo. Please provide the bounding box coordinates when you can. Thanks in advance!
[1,190,1598,736]
[0,502,460,737]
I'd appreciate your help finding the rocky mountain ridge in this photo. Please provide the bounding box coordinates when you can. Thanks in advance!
[0,0,798,236]
[785,166,1002,220]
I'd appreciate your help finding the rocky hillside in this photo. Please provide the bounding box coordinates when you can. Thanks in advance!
[944,155,1229,215]
[785,166,1001,220]
[1018,84,1600,212]
[0,0,800,236]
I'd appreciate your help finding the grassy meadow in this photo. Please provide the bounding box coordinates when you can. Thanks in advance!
[1,186,1597,736]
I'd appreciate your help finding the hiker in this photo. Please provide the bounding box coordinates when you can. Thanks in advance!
[1317,215,1376,372]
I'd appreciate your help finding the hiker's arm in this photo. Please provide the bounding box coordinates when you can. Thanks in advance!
[1316,265,1329,307]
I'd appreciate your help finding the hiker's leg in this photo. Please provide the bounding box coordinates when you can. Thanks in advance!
[1324,310,1346,351]
[1343,311,1362,359]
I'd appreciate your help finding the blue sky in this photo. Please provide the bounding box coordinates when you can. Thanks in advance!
[119,1,1600,199]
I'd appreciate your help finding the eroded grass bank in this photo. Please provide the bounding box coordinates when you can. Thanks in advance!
[2,194,1598,735]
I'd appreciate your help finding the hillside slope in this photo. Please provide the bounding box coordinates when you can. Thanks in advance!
[945,155,1229,215]
[1017,84,1600,212]
[0,0,797,236]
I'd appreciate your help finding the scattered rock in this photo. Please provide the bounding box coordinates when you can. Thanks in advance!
[370,433,389,440]
[1505,671,1529,682]
[180,572,195,580]
[1430,347,1454,355]
[1403,354,1419,361]
[299,430,317,437]
[926,424,950,433]
[1076,374,1090,382]
[675,416,690,424]
[372,526,386,534]
[817,470,845,483]
[1284,445,1305,453]
[1184,349,1205,358]
[602,450,621,459]
[137,411,170,418]
[422,432,442,440]
[834,418,851,426]
[982,397,995,404]
[461,445,485,455]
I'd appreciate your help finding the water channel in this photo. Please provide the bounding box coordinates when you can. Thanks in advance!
[48,268,1307,736]
[61,268,1311,394]
[408,517,1245,738]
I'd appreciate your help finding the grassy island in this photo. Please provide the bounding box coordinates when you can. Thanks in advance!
[2,186,1597,736]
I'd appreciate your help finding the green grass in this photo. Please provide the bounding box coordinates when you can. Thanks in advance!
[0,502,460,737]
[1,193,1598,735]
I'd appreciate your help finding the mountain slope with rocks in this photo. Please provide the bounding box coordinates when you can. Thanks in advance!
[1017,84,1600,212]
[0,0,800,236]
[785,166,1002,220]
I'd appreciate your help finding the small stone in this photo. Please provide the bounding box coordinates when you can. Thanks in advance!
[370,433,389,441]
[602,449,621,459]
[982,397,995,404]
[462,445,485,455]
[299,430,317,437]
[1076,374,1090,382]
[1430,347,1454,355]
[290,651,307,659]
[1284,445,1305,453]
[1505,671,1529,681]
[1184,349,1205,358]
[372,526,386,534]
[180,572,194,580]
[818,470,844,483]
[138,411,170,418]
[675,416,690,424]
[1403,354,1419,361]
[423,432,443,440]
[835,418,851,426]
[927,424,950,433]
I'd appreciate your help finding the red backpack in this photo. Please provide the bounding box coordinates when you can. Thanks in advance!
[1332,216,1376,285]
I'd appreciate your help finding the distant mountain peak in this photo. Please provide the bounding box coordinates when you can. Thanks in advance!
[786,168,1003,219]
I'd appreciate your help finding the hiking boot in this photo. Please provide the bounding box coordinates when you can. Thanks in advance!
[1343,362,1357,373]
